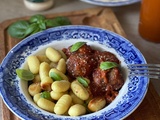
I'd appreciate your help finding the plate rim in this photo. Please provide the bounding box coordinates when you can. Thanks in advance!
[80,0,141,6]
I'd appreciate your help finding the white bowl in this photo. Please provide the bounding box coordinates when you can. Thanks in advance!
[0,25,149,120]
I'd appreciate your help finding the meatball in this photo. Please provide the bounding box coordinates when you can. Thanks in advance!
[62,44,94,58]
[92,67,109,92]
[89,81,106,97]
[105,85,118,103]
[92,67,124,103]
[94,51,120,64]
[66,53,97,78]
[108,67,124,90]
[92,67,124,90]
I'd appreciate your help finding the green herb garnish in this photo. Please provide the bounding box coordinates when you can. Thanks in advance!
[77,77,90,87]
[70,42,86,52]
[16,69,34,81]
[49,72,62,81]
[40,91,52,101]
[100,61,118,70]
[7,15,72,39]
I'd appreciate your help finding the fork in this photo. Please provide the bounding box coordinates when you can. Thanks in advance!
[128,64,160,79]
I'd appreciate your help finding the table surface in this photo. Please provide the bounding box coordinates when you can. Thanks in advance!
[0,0,160,119]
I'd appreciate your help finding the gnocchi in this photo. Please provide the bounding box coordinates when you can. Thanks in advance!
[28,82,41,96]
[33,93,41,104]
[88,96,106,112]
[46,47,61,62]
[41,76,53,91]
[71,80,89,100]
[57,50,67,61]
[51,80,70,92]
[27,55,40,74]
[50,91,66,100]
[37,98,55,112]
[69,91,84,105]
[32,74,41,83]
[49,68,69,81]
[56,58,66,73]
[39,62,50,80]
[68,104,86,116]
[54,94,72,115]
[37,55,51,64]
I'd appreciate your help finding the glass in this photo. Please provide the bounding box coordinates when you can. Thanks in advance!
[138,0,160,43]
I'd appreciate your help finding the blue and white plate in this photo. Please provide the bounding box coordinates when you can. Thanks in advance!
[0,25,149,120]
[80,0,141,6]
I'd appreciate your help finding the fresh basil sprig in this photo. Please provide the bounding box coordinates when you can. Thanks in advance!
[7,14,72,39]
[70,42,86,52]
[100,61,118,70]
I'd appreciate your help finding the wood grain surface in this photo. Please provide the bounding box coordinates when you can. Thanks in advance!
[0,7,160,120]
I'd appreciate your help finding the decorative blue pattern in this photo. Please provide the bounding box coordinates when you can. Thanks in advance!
[0,25,148,120]
[80,0,141,6]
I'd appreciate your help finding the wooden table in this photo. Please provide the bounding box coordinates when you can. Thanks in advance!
[0,7,160,120]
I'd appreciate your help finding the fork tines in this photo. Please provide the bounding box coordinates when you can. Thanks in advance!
[128,64,160,79]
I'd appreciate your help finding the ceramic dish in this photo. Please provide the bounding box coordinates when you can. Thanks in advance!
[80,0,141,6]
[0,25,149,120]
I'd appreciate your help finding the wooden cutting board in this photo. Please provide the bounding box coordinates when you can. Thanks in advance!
[0,7,160,120]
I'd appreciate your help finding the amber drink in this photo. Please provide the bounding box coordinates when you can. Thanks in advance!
[139,0,160,43]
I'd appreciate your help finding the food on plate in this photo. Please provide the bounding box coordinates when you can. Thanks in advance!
[68,104,86,116]
[63,42,124,104]
[16,42,124,116]
[54,94,72,115]
[27,55,40,74]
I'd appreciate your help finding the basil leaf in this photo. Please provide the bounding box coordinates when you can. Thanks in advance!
[7,20,29,39]
[16,69,34,81]
[54,16,71,25]
[45,19,59,27]
[77,77,89,87]
[100,61,118,70]
[45,16,71,27]
[38,22,46,30]
[70,42,86,52]
[29,14,46,23]
[24,23,39,36]
[31,26,41,34]
[40,91,52,101]
[50,72,62,81]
